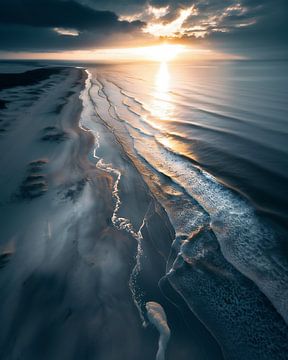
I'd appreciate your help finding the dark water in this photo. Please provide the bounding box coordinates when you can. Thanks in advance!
[89,60,288,225]
[81,60,288,358]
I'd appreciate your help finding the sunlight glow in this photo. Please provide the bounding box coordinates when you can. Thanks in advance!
[0,46,245,62]
[147,5,170,19]
[144,6,196,37]
[156,62,170,93]
[139,44,186,62]
[151,62,174,120]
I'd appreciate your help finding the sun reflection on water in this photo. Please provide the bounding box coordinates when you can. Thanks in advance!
[156,62,169,92]
[152,62,174,120]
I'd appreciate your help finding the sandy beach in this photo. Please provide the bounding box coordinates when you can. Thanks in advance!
[0,67,157,359]
[0,67,219,360]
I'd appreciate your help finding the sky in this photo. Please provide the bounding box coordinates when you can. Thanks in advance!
[0,0,287,60]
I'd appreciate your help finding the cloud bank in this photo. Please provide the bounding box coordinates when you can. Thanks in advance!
[0,0,144,51]
[0,0,287,58]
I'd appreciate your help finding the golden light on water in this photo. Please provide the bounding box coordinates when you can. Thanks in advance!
[151,62,174,120]
[155,62,170,93]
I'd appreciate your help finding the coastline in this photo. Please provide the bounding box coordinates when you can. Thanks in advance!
[0,65,287,360]
[0,66,158,359]
[0,66,218,360]
[81,66,288,359]
[79,68,223,359]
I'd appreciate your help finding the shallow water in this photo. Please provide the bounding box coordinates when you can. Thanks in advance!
[87,61,288,221]
[81,60,288,358]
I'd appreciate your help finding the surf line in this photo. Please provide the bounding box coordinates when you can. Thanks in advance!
[79,69,146,317]
[95,138,171,360]
[79,69,171,359]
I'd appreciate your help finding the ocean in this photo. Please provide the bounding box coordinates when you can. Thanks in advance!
[87,60,288,225]
[79,60,288,358]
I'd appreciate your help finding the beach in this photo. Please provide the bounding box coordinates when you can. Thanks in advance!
[0,67,219,359]
[0,66,162,359]
[0,63,287,360]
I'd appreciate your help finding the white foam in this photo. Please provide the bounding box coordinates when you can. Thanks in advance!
[133,133,288,323]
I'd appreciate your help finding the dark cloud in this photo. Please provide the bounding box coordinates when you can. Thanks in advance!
[0,0,144,51]
[80,0,148,15]
[0,0,143,30]
[204,0,288,58]
[0,25,103,51]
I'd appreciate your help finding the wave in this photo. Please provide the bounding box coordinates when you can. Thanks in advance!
[98,73,288,320]
[99,78,288,224]
[166,226,288,360]
[99,79,288,187]
[80,65,288,359]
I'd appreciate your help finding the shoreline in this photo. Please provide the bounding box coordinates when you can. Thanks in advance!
[80,67,223,359]
[81,66,288,359]
[0,65,287,360]
[0,66,159,359]
[0,66,213,360]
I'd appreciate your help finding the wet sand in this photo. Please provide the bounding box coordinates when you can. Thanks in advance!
[0,67,223,360]
[0,67,154,359]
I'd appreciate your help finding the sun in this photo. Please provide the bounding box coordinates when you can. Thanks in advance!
[139,44,186,62]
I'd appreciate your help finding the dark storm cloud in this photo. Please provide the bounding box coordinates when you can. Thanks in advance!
[79,0,148,15]
[205,0,288,58]
[0,0,143,30]
[0,24,108,51]
[0,0,144,51]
